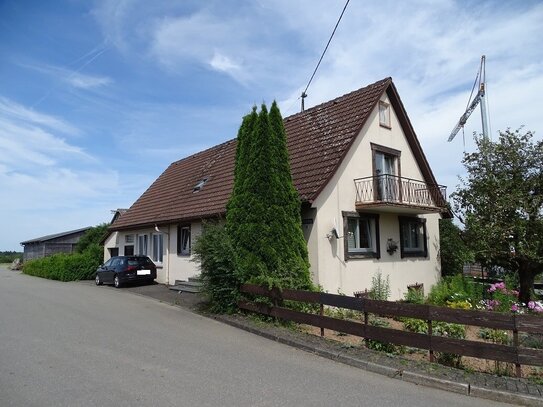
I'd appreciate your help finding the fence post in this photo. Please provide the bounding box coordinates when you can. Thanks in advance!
[513,315,521,378]
[428,319,435,363]
[364,310,369,348]
[320,303,324,337]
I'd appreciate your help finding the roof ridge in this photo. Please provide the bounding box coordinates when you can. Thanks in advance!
[172,138,236,166]
[284,77,391,121]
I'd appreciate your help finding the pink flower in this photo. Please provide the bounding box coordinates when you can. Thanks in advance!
[511,304,519,312]
[528,301,536,310]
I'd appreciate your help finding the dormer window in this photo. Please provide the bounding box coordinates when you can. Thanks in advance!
[379,101,391,128]
[193,177,208,193]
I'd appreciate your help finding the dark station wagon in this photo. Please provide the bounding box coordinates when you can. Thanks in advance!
[95,256,157,288]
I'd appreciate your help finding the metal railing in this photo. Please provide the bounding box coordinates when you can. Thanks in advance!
[354,175,447,209]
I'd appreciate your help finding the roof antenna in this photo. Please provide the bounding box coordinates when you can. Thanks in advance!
[301,91,307,112]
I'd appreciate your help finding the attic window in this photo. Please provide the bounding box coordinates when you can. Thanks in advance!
[193,177,208,192]
[379,101,391,128]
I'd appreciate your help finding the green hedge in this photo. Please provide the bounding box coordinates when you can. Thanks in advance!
[23,244,102,281]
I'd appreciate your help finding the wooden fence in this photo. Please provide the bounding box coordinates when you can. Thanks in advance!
[238,284,543,377]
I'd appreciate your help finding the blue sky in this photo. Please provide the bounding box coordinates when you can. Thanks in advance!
[1,0,542,251]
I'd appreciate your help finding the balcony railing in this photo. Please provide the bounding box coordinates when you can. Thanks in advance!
[354,175,447,210]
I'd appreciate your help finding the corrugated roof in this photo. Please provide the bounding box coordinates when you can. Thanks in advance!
[111,77,436,230]
[20,227,92,245]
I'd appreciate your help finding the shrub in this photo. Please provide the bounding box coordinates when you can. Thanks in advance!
[402,318,427,334]
[404,288,424,304]
[369,271,390,301]
[23,243,102,281]
[433,322,466,367]
[479,328,510,345]
[192,222,240,313]
[427,274,480,307]
[365,317,401,354]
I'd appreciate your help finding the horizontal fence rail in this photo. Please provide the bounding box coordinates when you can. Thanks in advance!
[239,284,543,377]
[354,175,447,209]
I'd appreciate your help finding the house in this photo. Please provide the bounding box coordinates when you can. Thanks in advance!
[105,78,448,300]
[21,227,91,261]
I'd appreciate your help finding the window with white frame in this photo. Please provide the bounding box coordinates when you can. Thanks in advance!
[137,234,148,256]
[343,212,380,259]
[399,217,427,258]
[177,225,191,256]
[379,101,391,128]
[151,234,163,263]
[125,234,134,244]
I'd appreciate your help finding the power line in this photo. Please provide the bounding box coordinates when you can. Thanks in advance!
[301,0,350,111]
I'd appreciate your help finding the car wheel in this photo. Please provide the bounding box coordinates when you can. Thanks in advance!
[95,274,103,286]
[114,275,122,288]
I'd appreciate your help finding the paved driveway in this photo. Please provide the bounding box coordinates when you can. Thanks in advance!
[0,267,514,407]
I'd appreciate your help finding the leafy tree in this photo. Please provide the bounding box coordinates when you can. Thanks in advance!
[75,223,109,253]
[452,129,543,304]
[226,102,312,290]
[439,218,473,276]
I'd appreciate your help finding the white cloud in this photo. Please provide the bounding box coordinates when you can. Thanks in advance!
[20,63,113,91]
[66,72,112,89]
[209,51,242,75]
[0,97,79,135]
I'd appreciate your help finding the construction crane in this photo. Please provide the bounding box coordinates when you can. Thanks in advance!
[448,55,490,142]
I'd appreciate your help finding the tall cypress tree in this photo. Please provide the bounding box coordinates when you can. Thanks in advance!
[226,103,312,290]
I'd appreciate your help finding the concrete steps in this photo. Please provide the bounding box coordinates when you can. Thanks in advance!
[169,276,203,294]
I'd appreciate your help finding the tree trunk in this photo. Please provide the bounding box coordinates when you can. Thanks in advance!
[518,260,538,305]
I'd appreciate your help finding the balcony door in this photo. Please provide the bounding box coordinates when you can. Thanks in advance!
[375,151,397,202]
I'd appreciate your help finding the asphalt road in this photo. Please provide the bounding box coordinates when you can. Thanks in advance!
[0,267,515,407]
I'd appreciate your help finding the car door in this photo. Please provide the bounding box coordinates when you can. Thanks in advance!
[106,258,122,282]
[97,258,113,283]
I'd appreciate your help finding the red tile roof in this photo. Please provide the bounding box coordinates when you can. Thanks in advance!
[111,77,437,230]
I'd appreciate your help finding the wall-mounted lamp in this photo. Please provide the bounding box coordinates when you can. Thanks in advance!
[154,224,169,236]
[386,238,398,255]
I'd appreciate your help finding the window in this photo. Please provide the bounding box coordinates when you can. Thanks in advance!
[193,177,208,193]
[151,234,163,263]
[137,234,148,256]
[379,101,391,128]
[399,217,427,258]
[371,144,401,203]
[125,234,134,244]
[124,245,134,256]
[343,212,380,259]
[177,225,191,256]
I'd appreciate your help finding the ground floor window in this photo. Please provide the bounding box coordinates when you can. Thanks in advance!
[124,245,134,256]
[152,234,163,263]
[177,225,191,256]
[343,212,380,259]
[138,234,148,256]
[108,247,119,257]
[399,216,427,258]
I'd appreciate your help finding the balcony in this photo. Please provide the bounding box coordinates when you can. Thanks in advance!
[354,175,447,214]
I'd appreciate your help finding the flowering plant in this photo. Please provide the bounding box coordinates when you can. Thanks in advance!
[484,281,543,314]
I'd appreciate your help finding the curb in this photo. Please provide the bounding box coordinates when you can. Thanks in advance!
[213,314,543,407]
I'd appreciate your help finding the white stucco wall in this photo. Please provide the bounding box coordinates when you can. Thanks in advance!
[308,95,441,300]
[103,222,202,285]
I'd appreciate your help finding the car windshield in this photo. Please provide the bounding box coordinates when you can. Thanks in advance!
[127,257,153,267]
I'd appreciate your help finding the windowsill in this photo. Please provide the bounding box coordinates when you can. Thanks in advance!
[177,254,191,258]
[379,123,391,130]
[401,250,427,258]
[346,251,380,260]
